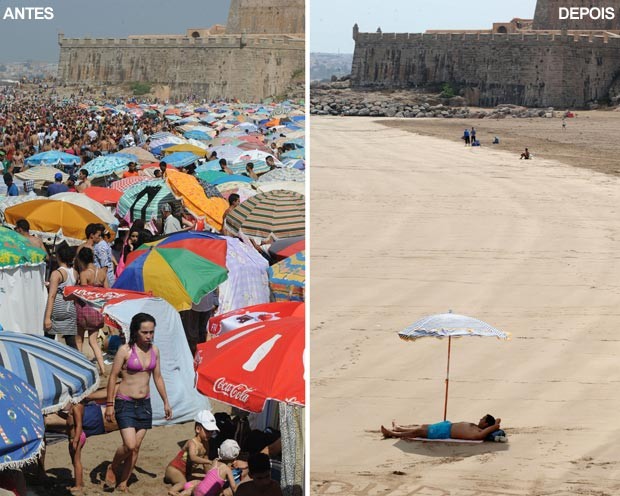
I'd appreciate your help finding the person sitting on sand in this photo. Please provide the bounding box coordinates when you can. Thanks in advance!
[381,414,501,441]
[178,439,240,496]
[165,410,218,495]
[520,148,530,160]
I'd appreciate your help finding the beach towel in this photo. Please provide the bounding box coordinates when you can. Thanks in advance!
[404,438,483,444]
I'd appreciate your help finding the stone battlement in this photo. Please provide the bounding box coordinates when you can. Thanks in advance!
[58,33,304,50]
[354,30,620,46]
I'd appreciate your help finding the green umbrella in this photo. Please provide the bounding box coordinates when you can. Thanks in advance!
[0,226,46,269]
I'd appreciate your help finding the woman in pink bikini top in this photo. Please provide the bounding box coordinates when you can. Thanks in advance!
[104,313,172,492]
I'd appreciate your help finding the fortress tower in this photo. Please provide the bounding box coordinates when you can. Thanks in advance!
[533,0,620,31]
[226,0,305,34]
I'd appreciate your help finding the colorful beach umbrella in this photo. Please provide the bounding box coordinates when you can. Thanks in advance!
[268,251,305,302]
[207,301,304,337]
[4,199,115,244]
[258,168,305,183]
[399,311,510,421]
[166,170,228,231]
[82,155,136,177]
[163,144,209,156]
[114,231,228,311]
[47,192,119,230]
[268,236,305,262]
[83,186,123,206]
[196,170,253,185]
[0,226,47,269]
[114,147,156,165]
[0,331,100,414]
[0,366,45,470]
[225,190,305,240]
[24,151,81,167]
[195,311,305,412]
[162,152,201,168]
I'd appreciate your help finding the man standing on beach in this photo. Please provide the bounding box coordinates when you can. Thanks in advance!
[463,128,470,146]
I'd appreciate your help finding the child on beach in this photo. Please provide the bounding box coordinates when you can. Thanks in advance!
[165,410,219,495]
[177,439,240,496]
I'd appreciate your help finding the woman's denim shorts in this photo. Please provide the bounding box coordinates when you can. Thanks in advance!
[114,397,153,431]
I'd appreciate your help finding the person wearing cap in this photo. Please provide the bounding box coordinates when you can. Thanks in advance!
[235,453,282,496]
[164,410,219,495]
[47,171,68,196]
[162,203,182,235]
[179,439,240,496]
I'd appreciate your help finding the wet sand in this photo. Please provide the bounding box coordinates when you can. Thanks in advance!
[310,115,620,495]
[382,110,620,176]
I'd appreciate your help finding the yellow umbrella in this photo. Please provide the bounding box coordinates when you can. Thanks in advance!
[163,144,209,156]
[4,199,114,243]
[166,170,228,232]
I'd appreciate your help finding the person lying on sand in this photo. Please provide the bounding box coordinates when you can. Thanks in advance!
[381,414,501,441]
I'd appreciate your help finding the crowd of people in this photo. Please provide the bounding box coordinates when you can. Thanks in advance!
[0,83,303,496]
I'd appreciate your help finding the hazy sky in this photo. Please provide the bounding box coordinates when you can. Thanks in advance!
[0,0,231,62]
[311,0,538,53]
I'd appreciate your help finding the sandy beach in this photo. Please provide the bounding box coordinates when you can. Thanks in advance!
[310,115,620,495]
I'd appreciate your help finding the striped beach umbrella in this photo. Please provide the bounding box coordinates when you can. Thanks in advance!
[0,366,45,470]
[109,176,153,192]
[399,312,510,421]
[225,190,305,240]
[0,331,99,414]
[116,179,177,223]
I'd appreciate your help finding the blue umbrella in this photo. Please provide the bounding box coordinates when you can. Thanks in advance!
[280,149,305,160]
[0,331,99,414]
[162,151,200,168]
[184,130,212,140]
[82,155,134,177]
[196,170,253,185]
[195,107,209,113]
[25,151,82,167]
[0,365,45,470]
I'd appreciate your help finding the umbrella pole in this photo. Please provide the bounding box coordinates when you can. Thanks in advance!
[443,336,452,421]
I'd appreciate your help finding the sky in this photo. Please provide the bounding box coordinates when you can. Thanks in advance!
[0,0,231,62]
[311,0,538,53]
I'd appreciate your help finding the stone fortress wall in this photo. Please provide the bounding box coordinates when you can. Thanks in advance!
[351,0,620,108]
[226,0,305,34]
[57,0,304,101]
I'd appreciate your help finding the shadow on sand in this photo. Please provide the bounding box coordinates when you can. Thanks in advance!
[393,439,510,458]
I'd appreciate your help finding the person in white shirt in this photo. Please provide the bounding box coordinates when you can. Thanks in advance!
[161,204,182,235]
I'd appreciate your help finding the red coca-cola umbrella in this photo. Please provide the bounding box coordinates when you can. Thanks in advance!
[194,310,305,412]
[208,301,304,337]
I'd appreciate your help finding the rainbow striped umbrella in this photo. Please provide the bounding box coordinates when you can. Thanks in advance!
[113,231,228,311]
[225,190,305,240]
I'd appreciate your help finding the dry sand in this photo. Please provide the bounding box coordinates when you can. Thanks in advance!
[310,115,620,495]
[25,359,231,496]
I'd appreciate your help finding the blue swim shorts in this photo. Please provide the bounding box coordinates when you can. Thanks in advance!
[427,421,452,439]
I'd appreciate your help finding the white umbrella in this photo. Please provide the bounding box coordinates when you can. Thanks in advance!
[399,311,510,420]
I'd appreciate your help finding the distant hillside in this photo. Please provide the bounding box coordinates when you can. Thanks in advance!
[311,52,353,82]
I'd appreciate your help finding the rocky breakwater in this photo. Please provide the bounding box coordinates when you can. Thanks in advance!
[310,79,560,119]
